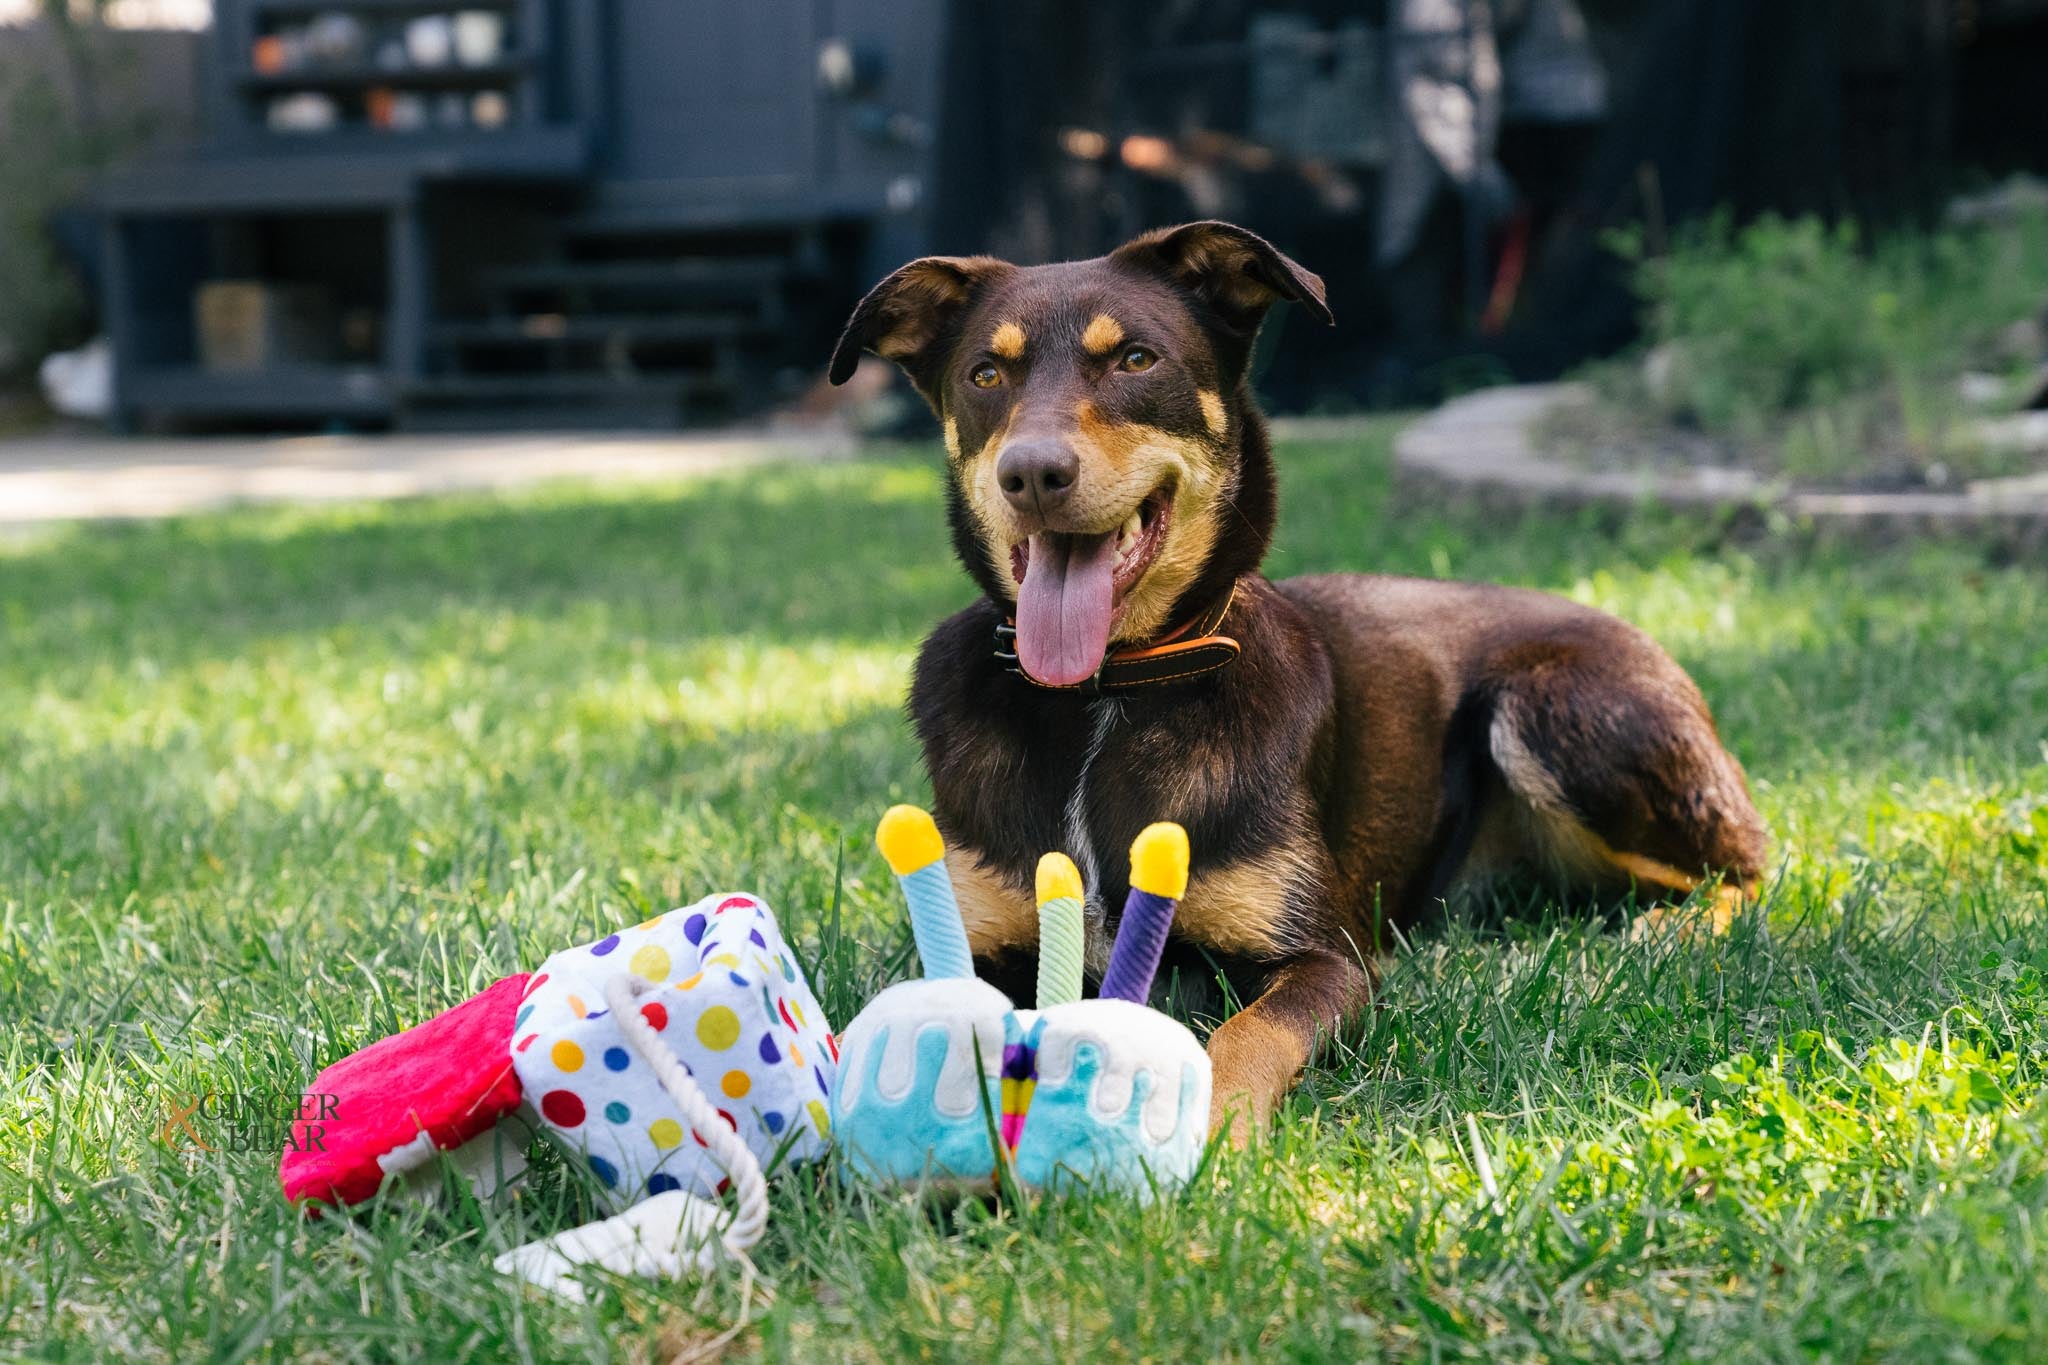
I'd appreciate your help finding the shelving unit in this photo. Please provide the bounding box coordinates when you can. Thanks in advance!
[96,0,583,427]
[254,0,518,16]
[96,0,950,430]
[234,57,533,94]
[222,0,545,141]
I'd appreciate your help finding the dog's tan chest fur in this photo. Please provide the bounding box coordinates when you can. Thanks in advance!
[946,849,1038,954]
[945,840,1305,965]
[1174,847,1314,958]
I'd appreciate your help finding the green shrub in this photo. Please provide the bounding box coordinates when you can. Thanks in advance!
[0,8,161,383]
[1604,206,2048,480]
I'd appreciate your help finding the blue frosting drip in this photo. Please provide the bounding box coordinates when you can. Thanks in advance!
[1011,1043,1207,1196]
[830,1022,1000,1185]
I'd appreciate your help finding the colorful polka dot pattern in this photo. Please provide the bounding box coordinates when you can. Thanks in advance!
[511,891,839,1214]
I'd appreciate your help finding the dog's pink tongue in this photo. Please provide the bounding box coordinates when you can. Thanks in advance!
[1016,530,1117,688]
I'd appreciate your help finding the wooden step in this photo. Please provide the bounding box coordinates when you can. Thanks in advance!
[559,201,844,239]
[431,314,767,347]
[403,370,733,401]
[480,257,792,294]
[400,370,737,431]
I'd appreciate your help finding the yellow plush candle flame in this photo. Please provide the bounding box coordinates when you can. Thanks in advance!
[1036,851,1083,904]
[1128,822,1190,899]
[875,804,946,875]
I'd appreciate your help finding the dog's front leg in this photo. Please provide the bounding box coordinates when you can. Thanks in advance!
[1205,948,1373,1145]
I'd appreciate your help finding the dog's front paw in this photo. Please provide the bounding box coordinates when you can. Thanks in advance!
[1627,882,1749,944]
[1203,1029,1291,1147]
[1207,1086,1270,1149]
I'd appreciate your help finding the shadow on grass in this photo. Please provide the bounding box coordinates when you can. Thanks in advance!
[0,460,966,682]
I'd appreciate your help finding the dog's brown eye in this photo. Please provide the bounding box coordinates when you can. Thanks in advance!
[1119,347,1158,373]
[971,363,1001,389]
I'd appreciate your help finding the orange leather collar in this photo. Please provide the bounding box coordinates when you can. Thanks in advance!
[994,583,1241,694]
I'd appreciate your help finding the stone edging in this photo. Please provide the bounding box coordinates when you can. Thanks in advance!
[1394,383,2048,531]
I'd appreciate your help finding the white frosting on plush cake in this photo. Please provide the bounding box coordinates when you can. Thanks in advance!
[830,977,1014,1185]
[1024,999,1208,1146]
[831,977,1011,1115]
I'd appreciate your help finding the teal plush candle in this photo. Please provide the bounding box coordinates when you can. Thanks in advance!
[875,805,974,979]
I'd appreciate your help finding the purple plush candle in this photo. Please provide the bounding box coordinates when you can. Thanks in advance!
[1099,823,1190,1003]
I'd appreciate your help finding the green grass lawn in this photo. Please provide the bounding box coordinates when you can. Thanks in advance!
[4,421,2047,1361]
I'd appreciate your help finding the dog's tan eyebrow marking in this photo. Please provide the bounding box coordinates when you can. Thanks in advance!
[990,322,1027,359]
[1197,390,1228,438]
[1082,314,1125,355]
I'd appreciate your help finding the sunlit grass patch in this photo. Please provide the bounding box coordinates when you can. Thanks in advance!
[3,425,2046,1358]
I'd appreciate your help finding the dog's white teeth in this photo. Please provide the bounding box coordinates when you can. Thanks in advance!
[1114,513,1142,567]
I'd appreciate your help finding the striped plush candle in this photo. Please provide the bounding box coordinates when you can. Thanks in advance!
[1033,852,1086,1007]
[1098,823,1190,1004]
[874,805,975,979]
[999,1029,1038,1155]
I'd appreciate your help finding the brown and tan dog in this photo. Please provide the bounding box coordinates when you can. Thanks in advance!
[829,222,1767,1141]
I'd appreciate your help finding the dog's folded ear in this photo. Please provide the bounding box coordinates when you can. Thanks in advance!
[1110,222,1333,336]
[829,256,1016,401]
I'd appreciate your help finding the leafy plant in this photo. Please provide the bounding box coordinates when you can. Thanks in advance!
[1599,205,2048,482]
[0,2,162,381]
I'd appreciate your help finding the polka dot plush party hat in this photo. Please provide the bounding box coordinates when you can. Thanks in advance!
[510,895,837,1209]
[279,890,839,1299]
[832,807,1212,1197]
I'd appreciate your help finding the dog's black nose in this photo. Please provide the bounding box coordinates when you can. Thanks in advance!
[996,440,1079,515]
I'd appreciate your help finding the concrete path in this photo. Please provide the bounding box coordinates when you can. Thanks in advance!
[0,426,855,526]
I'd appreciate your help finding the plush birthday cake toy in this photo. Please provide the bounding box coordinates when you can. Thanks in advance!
[831,808,1211,1197]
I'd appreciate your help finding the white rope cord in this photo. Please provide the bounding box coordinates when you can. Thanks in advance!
[602,974,770,1258]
